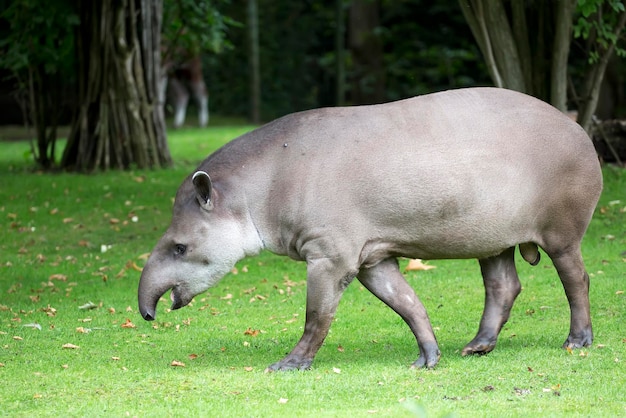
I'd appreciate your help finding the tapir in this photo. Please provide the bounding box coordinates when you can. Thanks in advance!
[138,87,602,370]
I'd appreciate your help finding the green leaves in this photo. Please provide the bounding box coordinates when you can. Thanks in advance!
[0,0,78,74]
[574,0,626,63]
[162,0,238,56]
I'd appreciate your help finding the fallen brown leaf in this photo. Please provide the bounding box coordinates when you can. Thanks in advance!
[405,259,436,271]
[244,328,260,337]
[171,360,185,367]
[41,305,57,317]
[121,318,136,328]
[62,343,80,349]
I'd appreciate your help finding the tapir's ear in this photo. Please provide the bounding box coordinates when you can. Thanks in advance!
[192,171,214,210]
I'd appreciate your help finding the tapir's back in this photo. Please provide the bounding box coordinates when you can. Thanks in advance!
[243,88,597,182]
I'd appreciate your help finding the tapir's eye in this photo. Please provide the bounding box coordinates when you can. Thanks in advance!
[174,244,187,256]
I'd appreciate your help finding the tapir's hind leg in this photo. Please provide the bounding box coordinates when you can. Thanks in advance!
[462,247,521,356]
[547,246,593,348]
[358,258,441,368]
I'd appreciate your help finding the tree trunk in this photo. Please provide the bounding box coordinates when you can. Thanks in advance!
[61,0,170,171]
[335,0,346,106]
[459,0,525,92]
[349,0,385,104]
[459,0,582,108]
[577,11,626,133]
[484,0,525,92]
[551,0,576,112]
[248,0,261,124]
[23,65,60,169]
[460,0,503,87]
[510,0,532,93]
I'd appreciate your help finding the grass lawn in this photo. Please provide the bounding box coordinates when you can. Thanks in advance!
[1,124,625,417]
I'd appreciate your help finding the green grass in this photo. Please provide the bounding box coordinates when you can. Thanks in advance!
[1,125,625,417]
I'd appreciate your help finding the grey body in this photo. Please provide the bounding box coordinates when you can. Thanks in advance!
[138,87,602,370]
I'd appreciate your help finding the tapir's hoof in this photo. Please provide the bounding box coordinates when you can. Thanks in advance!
[461,338,497,356]
[409,343,441,369]
[265,357,313,372]
[563,330,593,349]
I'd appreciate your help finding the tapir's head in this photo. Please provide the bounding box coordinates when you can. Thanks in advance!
[138,171,261,321]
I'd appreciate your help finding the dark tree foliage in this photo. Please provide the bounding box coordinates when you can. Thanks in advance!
[205,0,487,122]
[0,0,78,169]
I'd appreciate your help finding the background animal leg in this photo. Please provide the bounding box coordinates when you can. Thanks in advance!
[169,77,189,128]
[462,247,521,356]
[549,246,593,348]
[190,79,209,127]
[358,258,440,368]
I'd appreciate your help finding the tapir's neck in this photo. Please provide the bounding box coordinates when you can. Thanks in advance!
[241,207,265,257]
[217,180,266,258]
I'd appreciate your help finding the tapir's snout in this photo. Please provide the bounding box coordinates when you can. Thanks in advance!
[138,289,160,321]
[138,284,193,319]
[137,262,173,322]
[140,305,156,321]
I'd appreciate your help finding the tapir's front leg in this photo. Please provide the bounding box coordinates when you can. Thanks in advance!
[266,258,355,371]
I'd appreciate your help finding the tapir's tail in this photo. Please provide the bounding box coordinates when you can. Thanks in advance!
[519,243,541,266]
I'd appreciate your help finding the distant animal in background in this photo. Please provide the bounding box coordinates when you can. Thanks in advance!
[159,54,209,128]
